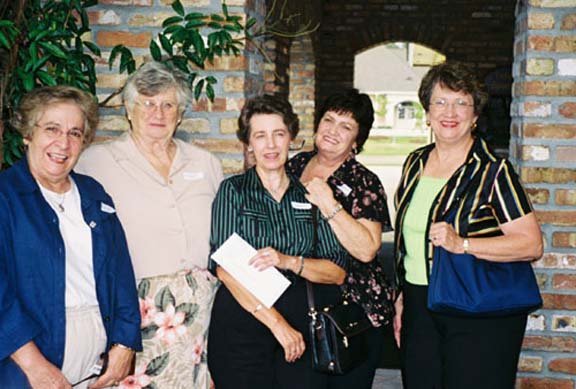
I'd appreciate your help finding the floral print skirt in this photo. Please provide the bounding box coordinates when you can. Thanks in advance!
[120,268,219,389]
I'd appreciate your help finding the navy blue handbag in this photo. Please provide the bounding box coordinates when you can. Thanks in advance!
[427,208,542,317]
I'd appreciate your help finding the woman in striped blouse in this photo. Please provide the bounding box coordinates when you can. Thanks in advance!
[207,95,351,388]
[393,62,543,389]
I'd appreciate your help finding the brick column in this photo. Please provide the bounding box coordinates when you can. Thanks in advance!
[90,0,266,175]
[512,1,576,387]
[289,34,316,140]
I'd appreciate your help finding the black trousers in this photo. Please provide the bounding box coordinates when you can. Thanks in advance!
[208,278,342,389]
[401,282,527,389]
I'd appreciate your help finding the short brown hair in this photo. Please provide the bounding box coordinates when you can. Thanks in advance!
[237,95,299,145]
[12,86,99,146]
[418,62,488,115]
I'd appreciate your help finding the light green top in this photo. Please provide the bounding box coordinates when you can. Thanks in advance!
[402,176,448,285]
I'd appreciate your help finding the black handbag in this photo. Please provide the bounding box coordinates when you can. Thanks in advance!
[306,281,372,375]
[306,205,372,375]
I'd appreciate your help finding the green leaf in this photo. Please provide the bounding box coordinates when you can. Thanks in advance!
[150,40,162,61]
[210,14,225,22]
[154,286,175,311]
[194,79,204,100]
[39,41,67,59]
[163,25,182,35]
[162,16,183,28]
[245,17,257,29]
[138,279,151,299]
[223,24,241,33]
[171,0,185,17]
[185,19,205,29]
[205,75,217,84]
[171,56,189,73]
[37,70,57,86]
[146,353,170,377]
[22,72,35,91]
[207,22,222,29]
[222,3,229,18]
[108,44,124,69]
[159,34,173,56]
[0,32,11,49]
[83,41,101,56]
[206,83,215,102]
[184,12,206,21]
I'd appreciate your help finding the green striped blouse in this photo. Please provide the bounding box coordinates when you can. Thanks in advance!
[209,167,350,275]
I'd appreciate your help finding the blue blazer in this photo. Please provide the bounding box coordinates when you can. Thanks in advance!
[0,158,142,388]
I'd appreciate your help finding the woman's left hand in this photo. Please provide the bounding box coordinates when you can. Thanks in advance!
[429,222,464,253]
[249,247,292,271]
[88,346,134,389]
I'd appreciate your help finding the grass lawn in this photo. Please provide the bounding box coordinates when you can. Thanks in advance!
[362,136,428,157]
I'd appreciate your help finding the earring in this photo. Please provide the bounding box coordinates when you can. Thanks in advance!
[247,146,254,152]
[426,121,431,127]
[472,122,477,129]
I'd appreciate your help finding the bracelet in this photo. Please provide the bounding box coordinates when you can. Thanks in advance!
[252,303,263,314]
[463,238,470,254]
[111,343,135,353]
[323,203,343,221]
[296,255,305,276]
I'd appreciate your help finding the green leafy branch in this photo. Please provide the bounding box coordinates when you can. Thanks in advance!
[103,0,251,106]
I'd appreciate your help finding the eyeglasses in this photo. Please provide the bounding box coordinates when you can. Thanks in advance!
[71,352,109,387]
[430,98,474,112]
[135,99,179,115]
[36,125,85,143]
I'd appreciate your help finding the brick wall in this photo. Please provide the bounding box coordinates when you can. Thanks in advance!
[511,1,576,387]
[89,0,266,175]
[289,34,315,143]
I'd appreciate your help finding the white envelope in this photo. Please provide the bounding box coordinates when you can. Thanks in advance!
[211,233,291,308]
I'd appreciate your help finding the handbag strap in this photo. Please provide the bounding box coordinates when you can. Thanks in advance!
[306,206,319,312]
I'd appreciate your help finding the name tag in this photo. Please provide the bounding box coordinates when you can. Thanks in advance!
[183,171,205,181]
[337,183,352,197]
[291,201,312,210]
[100,203,116,213]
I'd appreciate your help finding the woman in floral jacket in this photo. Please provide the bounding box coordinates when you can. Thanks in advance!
[287,88,394,389]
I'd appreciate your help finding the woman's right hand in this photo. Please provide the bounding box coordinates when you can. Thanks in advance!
[269,318,306,363]
[393,292,403,348]
[12,342,71,389]
[25,361,71,389]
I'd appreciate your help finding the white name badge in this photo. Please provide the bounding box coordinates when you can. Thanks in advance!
[291,201,312,210]
[100,203,116,213]
[336,183,352,197]
[183,171,205,181]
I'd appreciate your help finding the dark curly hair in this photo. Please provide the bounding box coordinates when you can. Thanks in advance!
[237,95,299,144]
[315,88,374,154]
[418,62,488,116]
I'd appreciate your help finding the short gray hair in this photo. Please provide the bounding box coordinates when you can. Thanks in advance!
[123,61,192,112]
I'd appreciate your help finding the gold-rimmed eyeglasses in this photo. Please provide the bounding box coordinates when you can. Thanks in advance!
[430,98,474,112]
[135,99,179,115]
[35,124,85,143]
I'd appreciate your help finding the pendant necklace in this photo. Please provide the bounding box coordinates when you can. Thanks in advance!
[54,191,66,212]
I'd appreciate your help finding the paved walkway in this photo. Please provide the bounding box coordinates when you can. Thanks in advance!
[373,369,403,388]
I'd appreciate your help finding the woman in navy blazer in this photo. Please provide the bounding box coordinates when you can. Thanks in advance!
[0,86,141,388]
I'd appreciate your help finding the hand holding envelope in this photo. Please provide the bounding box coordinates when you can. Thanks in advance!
[211,233,291,308]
